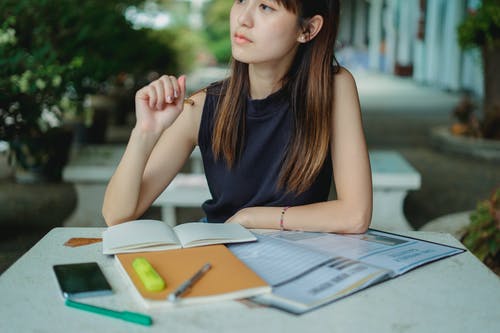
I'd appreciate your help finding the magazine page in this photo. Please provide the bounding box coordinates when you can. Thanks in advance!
[228,234,333,286]
[230,234,391,314]
[254,257,390,314]
[262,229,464,276]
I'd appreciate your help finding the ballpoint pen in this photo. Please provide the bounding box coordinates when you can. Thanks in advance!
[65,298,152,326]
[168,262,212,302]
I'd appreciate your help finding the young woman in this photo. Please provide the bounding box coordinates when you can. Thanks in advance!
[102,0,372,234]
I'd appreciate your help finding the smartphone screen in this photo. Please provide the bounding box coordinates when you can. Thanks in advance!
[53,262,113,299]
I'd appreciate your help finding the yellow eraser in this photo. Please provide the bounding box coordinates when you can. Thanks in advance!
[132,257,166,292]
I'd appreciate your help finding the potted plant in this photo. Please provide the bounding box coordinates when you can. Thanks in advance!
[0,17,81,182]
[457,0,500,139]
[461,188,500,275]
[0,0,182,181]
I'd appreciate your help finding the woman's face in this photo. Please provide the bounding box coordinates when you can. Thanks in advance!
[230,0,302,67]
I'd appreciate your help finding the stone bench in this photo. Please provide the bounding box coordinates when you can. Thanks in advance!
[370,150,421,231]
[153,173,209,227]
[62,145,205,227]
[62,145,125,227]
[63,146,420,231]
[155,150,421,229]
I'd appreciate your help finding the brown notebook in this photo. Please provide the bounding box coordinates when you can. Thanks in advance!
[116,245,270,307]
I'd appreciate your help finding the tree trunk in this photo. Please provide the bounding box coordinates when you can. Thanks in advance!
[482,45,500,139]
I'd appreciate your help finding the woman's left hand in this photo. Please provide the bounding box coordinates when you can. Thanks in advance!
[226,206,281,230]
[226,208,254,227]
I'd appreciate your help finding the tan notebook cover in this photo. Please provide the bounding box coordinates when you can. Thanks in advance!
[116,245,270,307]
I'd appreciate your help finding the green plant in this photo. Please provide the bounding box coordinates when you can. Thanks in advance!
[0,0,183,180]
[458,0,500,50]
[461,188,500,274]
[457,0,500,139]
[0,0,182,130]
[203,0,232,64]
[0,16,83,176]
[148,26,205,74]
[451,95,482,137]
[0,0,186,180]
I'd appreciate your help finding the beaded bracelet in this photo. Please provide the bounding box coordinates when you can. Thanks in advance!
[280,206,290,231]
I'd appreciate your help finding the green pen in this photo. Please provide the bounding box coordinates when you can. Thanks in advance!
[65,298,152,326]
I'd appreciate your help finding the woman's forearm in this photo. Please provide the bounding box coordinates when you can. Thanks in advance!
[226,199,372,234]
[102,128,162,226]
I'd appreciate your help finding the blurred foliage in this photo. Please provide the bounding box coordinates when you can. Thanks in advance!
[202,0,232,64]
[0,15,79,140]
[149,26,205,74]
[451,95,482,138]
[462,188,500,274]
[458,0,500,140]
[2,0,180,94]
[458,0,500,50]
[0,0,185,179]
[0,0,185,136]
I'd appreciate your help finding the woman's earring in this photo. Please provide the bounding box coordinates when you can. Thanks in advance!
[300,35,307,42]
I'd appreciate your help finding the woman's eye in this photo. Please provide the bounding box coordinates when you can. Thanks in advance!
[260,3,275,12]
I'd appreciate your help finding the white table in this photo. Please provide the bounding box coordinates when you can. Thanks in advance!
[1,228,499,333]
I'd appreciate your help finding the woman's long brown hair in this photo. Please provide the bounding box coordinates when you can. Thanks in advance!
[212,0,340,194]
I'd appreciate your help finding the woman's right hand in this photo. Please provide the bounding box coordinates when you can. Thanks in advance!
[134,75,187,134]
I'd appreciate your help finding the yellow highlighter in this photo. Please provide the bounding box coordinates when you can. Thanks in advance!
[132,258,166,292]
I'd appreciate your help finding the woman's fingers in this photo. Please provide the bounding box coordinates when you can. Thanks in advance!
[177,75,186,103]
[151,75,183,110]
[148,80,164,110]
[147,85,157,109]
[154,79,165,110]
[137,75,186,111]
[164,75,180,101]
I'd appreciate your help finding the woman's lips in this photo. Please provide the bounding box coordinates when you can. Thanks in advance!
[234,33,252,44]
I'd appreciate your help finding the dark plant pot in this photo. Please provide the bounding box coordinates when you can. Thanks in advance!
[0,181,77,228]
[11,127,74,183]
[85,108,109,144]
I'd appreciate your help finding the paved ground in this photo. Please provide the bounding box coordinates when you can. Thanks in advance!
[355,71,499,229]
[1,68,499,275]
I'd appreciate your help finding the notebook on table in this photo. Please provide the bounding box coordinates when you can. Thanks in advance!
[116,244,271,308]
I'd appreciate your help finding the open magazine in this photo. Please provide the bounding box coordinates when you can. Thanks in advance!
[228,229,465,314]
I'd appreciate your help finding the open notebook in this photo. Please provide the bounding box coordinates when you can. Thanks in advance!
[102,219,256,255]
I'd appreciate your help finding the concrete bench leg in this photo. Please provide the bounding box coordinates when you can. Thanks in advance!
[64,184,107,227]
[161,205,177,227]
[372,190,413,231]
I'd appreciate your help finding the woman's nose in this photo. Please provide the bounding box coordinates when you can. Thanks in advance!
[237,6,254,28]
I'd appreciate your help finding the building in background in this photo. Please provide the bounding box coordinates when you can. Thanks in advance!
[339,0,484,97]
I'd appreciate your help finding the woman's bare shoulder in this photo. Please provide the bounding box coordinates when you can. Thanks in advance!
[180,85,213,145]
[332,67,359,102]
[184,87,207,113]
[334,67,357,87]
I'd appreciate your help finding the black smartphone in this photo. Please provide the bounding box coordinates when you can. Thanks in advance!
[53,262,113,299]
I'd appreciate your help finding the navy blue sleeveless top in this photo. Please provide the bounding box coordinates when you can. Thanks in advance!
[198,82,332,223]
